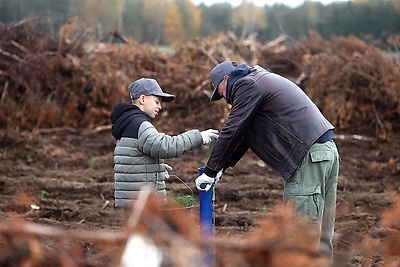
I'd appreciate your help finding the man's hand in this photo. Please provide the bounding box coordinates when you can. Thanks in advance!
[215,169,223,182]
[195,173,214,191]
[200,129,219,145]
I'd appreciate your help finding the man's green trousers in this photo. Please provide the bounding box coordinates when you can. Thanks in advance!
[284,140,340,257]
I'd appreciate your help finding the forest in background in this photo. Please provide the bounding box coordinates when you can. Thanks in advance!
[0,0,400,48]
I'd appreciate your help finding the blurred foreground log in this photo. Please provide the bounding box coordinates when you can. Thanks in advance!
[1,189,400,266]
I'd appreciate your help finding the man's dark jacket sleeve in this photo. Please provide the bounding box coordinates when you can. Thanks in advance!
[204,78,260,177]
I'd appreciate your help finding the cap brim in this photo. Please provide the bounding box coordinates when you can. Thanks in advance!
[210,84,223,101]
[158,93,175,103]
[210,90,222,101]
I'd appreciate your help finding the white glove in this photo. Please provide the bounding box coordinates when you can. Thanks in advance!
[200,129,219,145]
[215,169,223,182]
[195,173,215,191]
[164,164,173,179]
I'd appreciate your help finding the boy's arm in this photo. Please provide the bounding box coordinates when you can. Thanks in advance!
[137,121,203,159]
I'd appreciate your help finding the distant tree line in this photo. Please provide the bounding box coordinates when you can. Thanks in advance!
[0,0,399,47]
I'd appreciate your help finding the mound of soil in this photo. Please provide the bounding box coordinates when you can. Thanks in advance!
[0,129,399,265]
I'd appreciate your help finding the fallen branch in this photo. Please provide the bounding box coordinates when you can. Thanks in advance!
[38,127,78,134]
[190,79,211,97]
[0,47,28,64]
[335,134,375,141]
[199,46,219,65]
[83,125,112,135]
[0,219,125,243]
[0,81,8,107]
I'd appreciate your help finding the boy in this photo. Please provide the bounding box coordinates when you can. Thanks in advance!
[111,78,218,207]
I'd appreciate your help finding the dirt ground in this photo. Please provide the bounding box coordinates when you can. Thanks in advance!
[0,128,399,266]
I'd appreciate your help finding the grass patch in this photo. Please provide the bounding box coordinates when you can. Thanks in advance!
[166,190,195,208]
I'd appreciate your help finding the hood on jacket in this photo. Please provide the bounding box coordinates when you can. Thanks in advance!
[111,103,150,140]
[226,64,251,104]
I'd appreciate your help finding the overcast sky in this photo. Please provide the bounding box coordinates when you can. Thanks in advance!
[191,0,351,8]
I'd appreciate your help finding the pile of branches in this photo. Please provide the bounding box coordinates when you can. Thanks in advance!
[295,32,399,136]
[259,31,400,137]
[0,18,399,137]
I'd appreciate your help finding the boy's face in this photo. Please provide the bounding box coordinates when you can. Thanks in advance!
[140,95,162,119]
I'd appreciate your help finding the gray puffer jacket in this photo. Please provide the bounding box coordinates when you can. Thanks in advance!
[111,103,203,207]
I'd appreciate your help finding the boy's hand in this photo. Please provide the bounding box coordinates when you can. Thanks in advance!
[200,129,219,145]
[164,164,173,179]
[164,164,173,171]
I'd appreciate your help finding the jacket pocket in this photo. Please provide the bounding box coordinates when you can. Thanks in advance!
[283,184,321,221]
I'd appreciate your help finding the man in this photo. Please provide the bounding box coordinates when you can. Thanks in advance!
[195,61,339,256]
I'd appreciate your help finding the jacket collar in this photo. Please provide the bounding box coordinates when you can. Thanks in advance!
[226,64,251,104]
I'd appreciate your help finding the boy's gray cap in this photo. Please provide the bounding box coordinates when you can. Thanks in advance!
[128,78,175,102]
[210,61,238,101]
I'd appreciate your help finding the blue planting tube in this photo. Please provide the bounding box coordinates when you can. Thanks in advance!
[198,167,213,264]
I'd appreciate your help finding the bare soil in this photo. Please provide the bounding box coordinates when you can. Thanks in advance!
[0,128,399,266]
